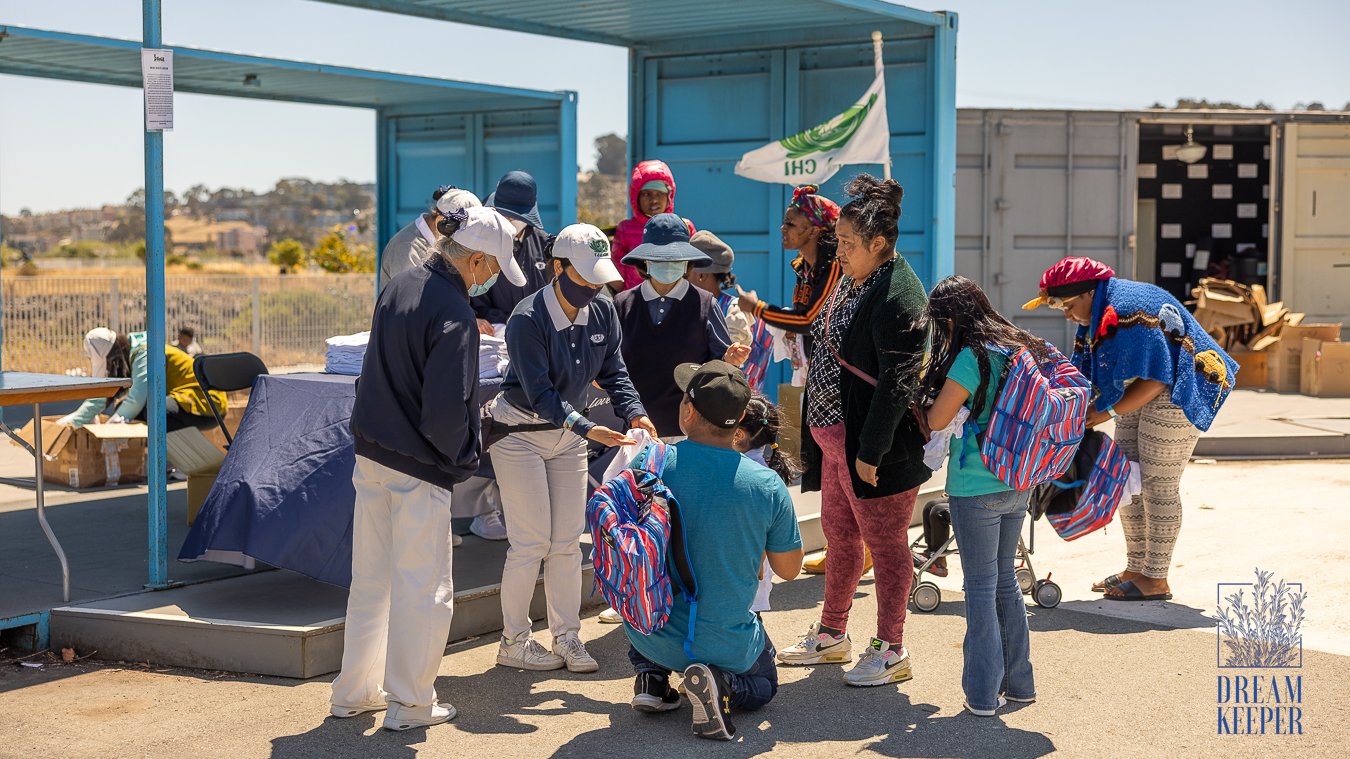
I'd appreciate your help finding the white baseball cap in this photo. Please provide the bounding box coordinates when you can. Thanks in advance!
[451,207,526,286]
[551,224,622,285]
[433,187,481,218]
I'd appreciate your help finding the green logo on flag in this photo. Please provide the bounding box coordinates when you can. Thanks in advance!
[779,93,879,159]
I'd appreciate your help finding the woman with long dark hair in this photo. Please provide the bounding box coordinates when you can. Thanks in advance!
[921,275,1041,717]
[776,175,930,689]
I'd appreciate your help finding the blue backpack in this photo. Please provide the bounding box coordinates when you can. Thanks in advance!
[586,442,701,657]
[967,343,1092,491]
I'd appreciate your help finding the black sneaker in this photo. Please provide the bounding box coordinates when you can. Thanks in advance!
[631,673,681,713]
[683,663,736,741]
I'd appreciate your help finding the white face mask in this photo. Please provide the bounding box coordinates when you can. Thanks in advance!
[648,261,688,285]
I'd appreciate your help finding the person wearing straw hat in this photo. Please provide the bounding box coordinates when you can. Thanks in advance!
[332,205,522,731]
[378,185,482,295]
[1023,256,1237,603]
[614,214,750,439]
[491,223,657,675]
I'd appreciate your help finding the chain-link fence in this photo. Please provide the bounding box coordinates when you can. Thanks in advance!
[2,274,375,374]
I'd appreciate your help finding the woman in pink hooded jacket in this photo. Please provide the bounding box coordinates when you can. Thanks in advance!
[613,160,695,290]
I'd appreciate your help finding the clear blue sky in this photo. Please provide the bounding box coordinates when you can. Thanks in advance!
[2,0,1347,215]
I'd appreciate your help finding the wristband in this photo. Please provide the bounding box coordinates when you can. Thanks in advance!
[564,411,583,431]
[1106,407,1118,420]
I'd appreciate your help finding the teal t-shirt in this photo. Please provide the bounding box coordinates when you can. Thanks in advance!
[625,440,802,674]
[945,346,1013,496]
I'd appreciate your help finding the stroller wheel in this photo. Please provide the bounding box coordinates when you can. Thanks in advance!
[1033,580,1062,609]
[911,581,942,613]
[1015,567,1036,595]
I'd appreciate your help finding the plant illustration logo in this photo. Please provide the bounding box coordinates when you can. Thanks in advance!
[589,237,610,256]
[778,94,878,159]
[1217,568,1305,668]
[1214,568,1306,736]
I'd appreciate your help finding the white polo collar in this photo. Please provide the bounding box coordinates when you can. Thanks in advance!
[640,279,689,302]
[543,282,590,331]
[414,215,438,246]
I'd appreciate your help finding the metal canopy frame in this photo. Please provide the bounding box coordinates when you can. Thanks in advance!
[0,15,573,601]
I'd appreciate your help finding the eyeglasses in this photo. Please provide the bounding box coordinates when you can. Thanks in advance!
[1046,294,1083,311]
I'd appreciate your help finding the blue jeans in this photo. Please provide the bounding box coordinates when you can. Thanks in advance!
[627,634,779,712]
[948,490,1036,710]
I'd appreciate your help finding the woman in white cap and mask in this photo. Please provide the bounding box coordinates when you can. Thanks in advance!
[377,185,482,300]
[490,223,657,674]
[332,205,523,731]
[57,327,225,431]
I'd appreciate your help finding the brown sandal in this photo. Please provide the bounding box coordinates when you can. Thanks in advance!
[1091,574,1124,593]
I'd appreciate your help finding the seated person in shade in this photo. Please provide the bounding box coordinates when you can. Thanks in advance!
[624,361,803,743]
[58,327,224,431]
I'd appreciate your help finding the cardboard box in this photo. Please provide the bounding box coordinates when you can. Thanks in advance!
[777,384,805,463]
[1268,323,1343,392]
[1300,339,1350,397]
[186,464,223,526]
[1229,349,1268,389]
[203,391,249,452]
[166,427,228,525]
[16,417,148,488]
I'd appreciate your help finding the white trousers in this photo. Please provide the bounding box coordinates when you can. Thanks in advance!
[490,399,588,643]
[330,456,455,710]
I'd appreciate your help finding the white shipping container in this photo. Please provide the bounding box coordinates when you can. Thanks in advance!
[956,109,1350,346]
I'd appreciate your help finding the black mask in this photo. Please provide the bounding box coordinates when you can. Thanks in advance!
[556,272,600,309]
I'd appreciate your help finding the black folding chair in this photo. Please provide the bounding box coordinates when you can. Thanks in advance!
[193,352,268,447]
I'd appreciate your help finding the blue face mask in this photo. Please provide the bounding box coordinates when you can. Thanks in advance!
[647,261,688,285]
[467,260,499,297]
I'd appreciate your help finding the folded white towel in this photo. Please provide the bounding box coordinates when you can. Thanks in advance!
[922,406,970,471]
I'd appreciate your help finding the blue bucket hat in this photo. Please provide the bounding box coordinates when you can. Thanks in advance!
[622,213,710,264]
[485,170,544,231]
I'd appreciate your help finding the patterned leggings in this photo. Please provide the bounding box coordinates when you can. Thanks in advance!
[1113,394,1202,580]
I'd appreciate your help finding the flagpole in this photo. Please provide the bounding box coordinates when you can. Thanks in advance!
[872,30,891,181]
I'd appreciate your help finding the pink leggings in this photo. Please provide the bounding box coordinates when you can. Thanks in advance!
[812,423,917,645]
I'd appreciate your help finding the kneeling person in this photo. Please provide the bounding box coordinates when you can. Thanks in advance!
[623,361,803,742]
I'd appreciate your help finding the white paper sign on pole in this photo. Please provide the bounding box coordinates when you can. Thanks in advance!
[141,48,174,131]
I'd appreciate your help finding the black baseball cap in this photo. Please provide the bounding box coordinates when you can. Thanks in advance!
[674,360,751,429]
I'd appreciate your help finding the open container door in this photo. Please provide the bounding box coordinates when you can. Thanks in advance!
[1278,121,1350,328]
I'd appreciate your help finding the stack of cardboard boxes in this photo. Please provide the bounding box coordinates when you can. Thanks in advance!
[1191,279,1344,396]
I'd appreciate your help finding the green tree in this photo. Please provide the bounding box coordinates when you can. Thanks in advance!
[267,238,307,270]
[307,227,374,273]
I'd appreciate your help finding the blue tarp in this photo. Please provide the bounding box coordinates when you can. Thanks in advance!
[179,372,619,588]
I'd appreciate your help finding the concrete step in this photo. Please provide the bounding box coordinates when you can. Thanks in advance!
[50,538,601,679]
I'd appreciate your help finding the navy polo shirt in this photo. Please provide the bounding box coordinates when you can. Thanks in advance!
[500,284,646,437]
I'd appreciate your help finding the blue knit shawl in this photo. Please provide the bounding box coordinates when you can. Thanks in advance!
[1071,278,1238,432]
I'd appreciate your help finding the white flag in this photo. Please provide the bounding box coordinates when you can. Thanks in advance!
[735,35,890,186]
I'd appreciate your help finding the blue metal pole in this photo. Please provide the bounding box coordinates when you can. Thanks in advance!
[559,91,578,227]
[928,12,959,288]
[143,0,170,589]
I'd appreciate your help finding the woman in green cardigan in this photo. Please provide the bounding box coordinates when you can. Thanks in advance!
[775,175,931,689]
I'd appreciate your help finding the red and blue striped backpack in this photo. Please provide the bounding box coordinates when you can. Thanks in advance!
[585,442,699,650]
[967,343,1092,491]
[1033,430,1132,540]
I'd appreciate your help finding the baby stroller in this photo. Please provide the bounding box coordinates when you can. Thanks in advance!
[909,496,1062,613]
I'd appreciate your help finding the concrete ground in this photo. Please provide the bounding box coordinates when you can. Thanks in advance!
[2,459,1347,758]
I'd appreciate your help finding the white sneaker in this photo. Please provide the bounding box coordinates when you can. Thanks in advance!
[496,636,564,671]
[552,632,600,673]
[382,701,455,731]
[777,622,852,665]
[452,533,463,547]
[598,607,624,624]
[329,700,386,718]
[965,696,1008,717]
[470,510,508,541]
[844,639,913,687]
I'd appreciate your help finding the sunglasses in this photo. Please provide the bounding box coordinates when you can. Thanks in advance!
[1046,294,1083,311]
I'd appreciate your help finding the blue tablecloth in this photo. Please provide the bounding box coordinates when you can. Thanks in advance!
[179,372,620,588]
